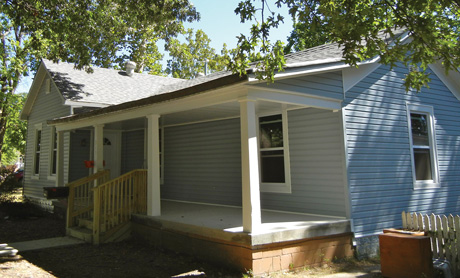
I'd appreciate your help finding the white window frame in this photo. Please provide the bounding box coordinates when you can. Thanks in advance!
[406,104,439,189]
[258,110,292,193]
[48,127,57,180]
[32,123,42,179]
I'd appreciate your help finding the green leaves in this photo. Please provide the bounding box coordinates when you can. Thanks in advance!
[232,0,460,91]
[0,0,200,163]
[165,29,229,79]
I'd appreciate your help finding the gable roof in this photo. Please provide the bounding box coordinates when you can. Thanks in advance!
[282,28,408,69]
[44,59,185,106]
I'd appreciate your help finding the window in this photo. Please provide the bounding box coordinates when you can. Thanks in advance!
[49,128,57,176]
[33,124,42,177]
[407,104,439,188]
[259,111,291,193]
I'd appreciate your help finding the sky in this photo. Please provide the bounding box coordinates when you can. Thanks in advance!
[16,0,294,93]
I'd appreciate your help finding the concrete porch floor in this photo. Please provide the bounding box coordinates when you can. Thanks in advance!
[132,200,351,246]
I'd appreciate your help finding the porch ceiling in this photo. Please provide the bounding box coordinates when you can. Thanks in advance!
[104,100,303,130]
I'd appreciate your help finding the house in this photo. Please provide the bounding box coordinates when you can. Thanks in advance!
[20,29,460,274]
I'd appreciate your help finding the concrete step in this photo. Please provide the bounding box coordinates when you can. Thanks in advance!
[67,227,93,243]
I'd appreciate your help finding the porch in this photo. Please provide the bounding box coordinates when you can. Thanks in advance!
[131,200,353,274]
[134,200,351,245]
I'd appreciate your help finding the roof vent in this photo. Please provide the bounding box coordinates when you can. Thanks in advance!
[125,61,136,76]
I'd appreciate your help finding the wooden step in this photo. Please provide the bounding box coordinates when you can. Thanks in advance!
[67,227,93,243]
[78,218,93,230]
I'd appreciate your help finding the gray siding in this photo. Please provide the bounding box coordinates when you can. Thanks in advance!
[254,71,344,100]
[121,130,145,174]
[68,130,91,182]
[345,64,460,237]
[261,108,347,217]
[24,76,71,198]
[162,119,242,206]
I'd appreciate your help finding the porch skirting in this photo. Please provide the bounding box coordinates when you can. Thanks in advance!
[131,214,354,275]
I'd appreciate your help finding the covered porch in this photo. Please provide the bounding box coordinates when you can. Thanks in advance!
[52,71,352,274]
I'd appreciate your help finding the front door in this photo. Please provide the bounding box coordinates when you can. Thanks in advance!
[103,131,121,179]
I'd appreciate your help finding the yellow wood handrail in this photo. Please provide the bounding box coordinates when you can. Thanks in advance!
[66,170,110,229]
[92,169,147,244]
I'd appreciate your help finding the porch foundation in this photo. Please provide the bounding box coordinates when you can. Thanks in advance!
[131,214,354,275]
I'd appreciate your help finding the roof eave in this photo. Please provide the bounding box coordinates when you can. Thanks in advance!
[48,72,249,126]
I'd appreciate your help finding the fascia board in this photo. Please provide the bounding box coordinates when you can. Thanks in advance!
[428,61,460,101]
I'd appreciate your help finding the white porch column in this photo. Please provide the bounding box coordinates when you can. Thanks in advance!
[147,114,161,216]
[93,124,104,173]
[55,130,65,186]
[239,99,261,233]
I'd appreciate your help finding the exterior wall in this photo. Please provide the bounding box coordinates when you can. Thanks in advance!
[254,71,344,100]
[121,129,145,174]
[344,64,460,239]
[262,108,347,217]
[162,108,347,217]
[24,75,71,198]
[68,130,91,182]
[162,118,242,206]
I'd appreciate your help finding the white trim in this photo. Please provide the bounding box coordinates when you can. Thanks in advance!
[428,62,460,101]
[163,115,240,128]
[342,63,382,93]
[258,110,292,194]
[406,103,440,189]
[339,108,352,220]
[147,114,161,216]
[248,89,342,110]
[65,100,110,107]
[48,126,57,179]
[239,99,262,232]
[32,123,43,179]
[53,85,248,132]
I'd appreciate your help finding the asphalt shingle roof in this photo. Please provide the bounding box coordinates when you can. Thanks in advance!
[44,59,185,105]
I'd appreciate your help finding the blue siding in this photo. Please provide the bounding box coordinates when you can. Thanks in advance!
[345,64,460,237]
[254,72,344,100]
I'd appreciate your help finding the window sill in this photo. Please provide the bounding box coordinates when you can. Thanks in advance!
[414,181,440,190]
[261,183,292,194]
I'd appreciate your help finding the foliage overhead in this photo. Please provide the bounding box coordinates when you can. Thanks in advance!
[0,0,199,163]
[230,0,460,91]
[1,93,26,166]
[165,28,230,79]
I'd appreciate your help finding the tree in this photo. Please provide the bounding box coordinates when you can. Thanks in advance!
[165,29,230,79]
[0,0,199,162]
[231,0,460,91]
[1,93,26,166]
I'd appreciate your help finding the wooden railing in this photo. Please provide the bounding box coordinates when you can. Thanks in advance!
[402,211,460,276]
[92,169,147,244]
[66,170,110,229]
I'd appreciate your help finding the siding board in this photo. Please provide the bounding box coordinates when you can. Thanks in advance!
[345,64,460,237]
[23,76,71,198]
